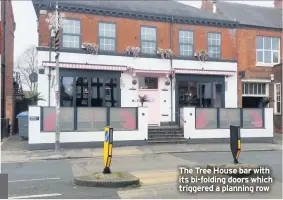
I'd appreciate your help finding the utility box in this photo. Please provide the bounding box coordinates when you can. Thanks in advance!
[17,111,29,140]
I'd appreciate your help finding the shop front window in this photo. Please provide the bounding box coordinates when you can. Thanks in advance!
[178,80,224,108]
[60,77,74,107]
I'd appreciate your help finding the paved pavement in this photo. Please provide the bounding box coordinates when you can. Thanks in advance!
[2,150,282,199]
[1,135,282,164]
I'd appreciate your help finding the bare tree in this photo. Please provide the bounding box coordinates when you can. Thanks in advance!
[16,46,38,92]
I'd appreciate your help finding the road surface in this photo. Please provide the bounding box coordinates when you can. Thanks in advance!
[2,150,282,199]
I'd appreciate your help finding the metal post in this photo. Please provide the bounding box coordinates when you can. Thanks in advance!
[54,1,60,150]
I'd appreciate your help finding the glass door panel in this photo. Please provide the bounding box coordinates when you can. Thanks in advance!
[212,82,223,107]
[200,82,212,108]
[76,77,89,107]
[60,77,74,107]
[179,81,188,108]
[105,77,118,107]
[188,81,200,107]
[90,77,104,107]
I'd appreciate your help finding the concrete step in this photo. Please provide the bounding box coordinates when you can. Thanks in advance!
[148,128,183,132]
[148,131,183,135]
[148,135,184,139]
[148,138,185,141]
[147,139,188,144]
[148,133,184,137]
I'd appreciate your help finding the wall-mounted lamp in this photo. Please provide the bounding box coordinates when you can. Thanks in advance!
[270,74,274,81]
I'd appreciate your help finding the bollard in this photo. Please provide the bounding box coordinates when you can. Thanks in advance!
[103,126,113,174]
[230,125,241,164]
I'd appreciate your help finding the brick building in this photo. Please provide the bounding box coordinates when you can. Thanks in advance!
[271,63,282,133]
[1,0,16,123]
[33,0,240,126]
[201,0,283,108]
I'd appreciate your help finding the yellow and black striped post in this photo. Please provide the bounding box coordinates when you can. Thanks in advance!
[54,29,60,60]
[230,125,241,164]
[103,126,113,174]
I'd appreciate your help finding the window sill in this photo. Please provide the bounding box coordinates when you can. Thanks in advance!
[274,113,282,116]
[256,63,278,67]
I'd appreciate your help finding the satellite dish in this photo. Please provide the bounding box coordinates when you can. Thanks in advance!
[29,72,38,83]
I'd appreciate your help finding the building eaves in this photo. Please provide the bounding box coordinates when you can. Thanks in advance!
[32,0,239,28]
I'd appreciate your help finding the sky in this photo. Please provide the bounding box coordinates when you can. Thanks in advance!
[12,0,274,61]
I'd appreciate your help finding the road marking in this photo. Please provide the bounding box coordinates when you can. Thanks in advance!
[9,177,60,183]
[9,193,62,199]
[132,170,177,185]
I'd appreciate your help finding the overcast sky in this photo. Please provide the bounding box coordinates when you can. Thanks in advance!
[12,0,274,61]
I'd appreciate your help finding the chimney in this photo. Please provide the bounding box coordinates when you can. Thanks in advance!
[274,0,282,8]
[201,0,214,12]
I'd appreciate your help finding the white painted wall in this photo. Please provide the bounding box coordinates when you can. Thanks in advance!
[37,51,237,121]
[182,107,273,139]
[172,59,237,72]
[225,75,237,107]
[28,106,148,144]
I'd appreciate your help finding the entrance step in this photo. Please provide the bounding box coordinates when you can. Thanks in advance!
[160,122,178,126]
[147,139,187,144]
[148,126,184,143]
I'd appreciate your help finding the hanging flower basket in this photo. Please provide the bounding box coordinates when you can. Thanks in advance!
[125,46,141,58]
[194,49,209,61]
[81,43,99,55]
[157,48,174,59]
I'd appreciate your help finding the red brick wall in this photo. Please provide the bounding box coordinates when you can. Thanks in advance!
[271,64,283,133]
[38,12,237,60]
[237,29,283,107]
[1,0,15,122]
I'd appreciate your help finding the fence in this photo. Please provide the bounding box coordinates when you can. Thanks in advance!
[41,107,138,132]
[195,108,264,129]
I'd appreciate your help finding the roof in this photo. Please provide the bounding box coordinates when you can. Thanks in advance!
[32,0,238,27]
[215,1,282,29]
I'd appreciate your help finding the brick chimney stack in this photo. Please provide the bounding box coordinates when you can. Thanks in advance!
[201,0,214,11]
[274,0,282,8]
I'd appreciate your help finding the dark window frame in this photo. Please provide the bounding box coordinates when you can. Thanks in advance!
[98,21,117,52]
[179,30,194,57]
[207,32,221,59]
[61,18,82,49]
[140,25,157,55]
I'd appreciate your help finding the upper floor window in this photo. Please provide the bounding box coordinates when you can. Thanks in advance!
[207,32,221,58]
[141,26,156,54]
[98,22,116,51]
[256,36,280,64]
[62,19,81,48]
[274,83,281,115]
[179,30,194,56]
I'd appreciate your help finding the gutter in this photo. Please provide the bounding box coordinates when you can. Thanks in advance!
[1,1,6,118]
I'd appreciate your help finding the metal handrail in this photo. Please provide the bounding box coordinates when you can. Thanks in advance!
[175,112,186,123]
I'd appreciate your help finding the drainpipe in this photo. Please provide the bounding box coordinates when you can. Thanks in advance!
[47,4,52,106]
[48,30,52,106]
[170,16,173,123]
[1,1,7,118]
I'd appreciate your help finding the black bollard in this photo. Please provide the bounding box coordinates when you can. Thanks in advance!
[230,125,241,164]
